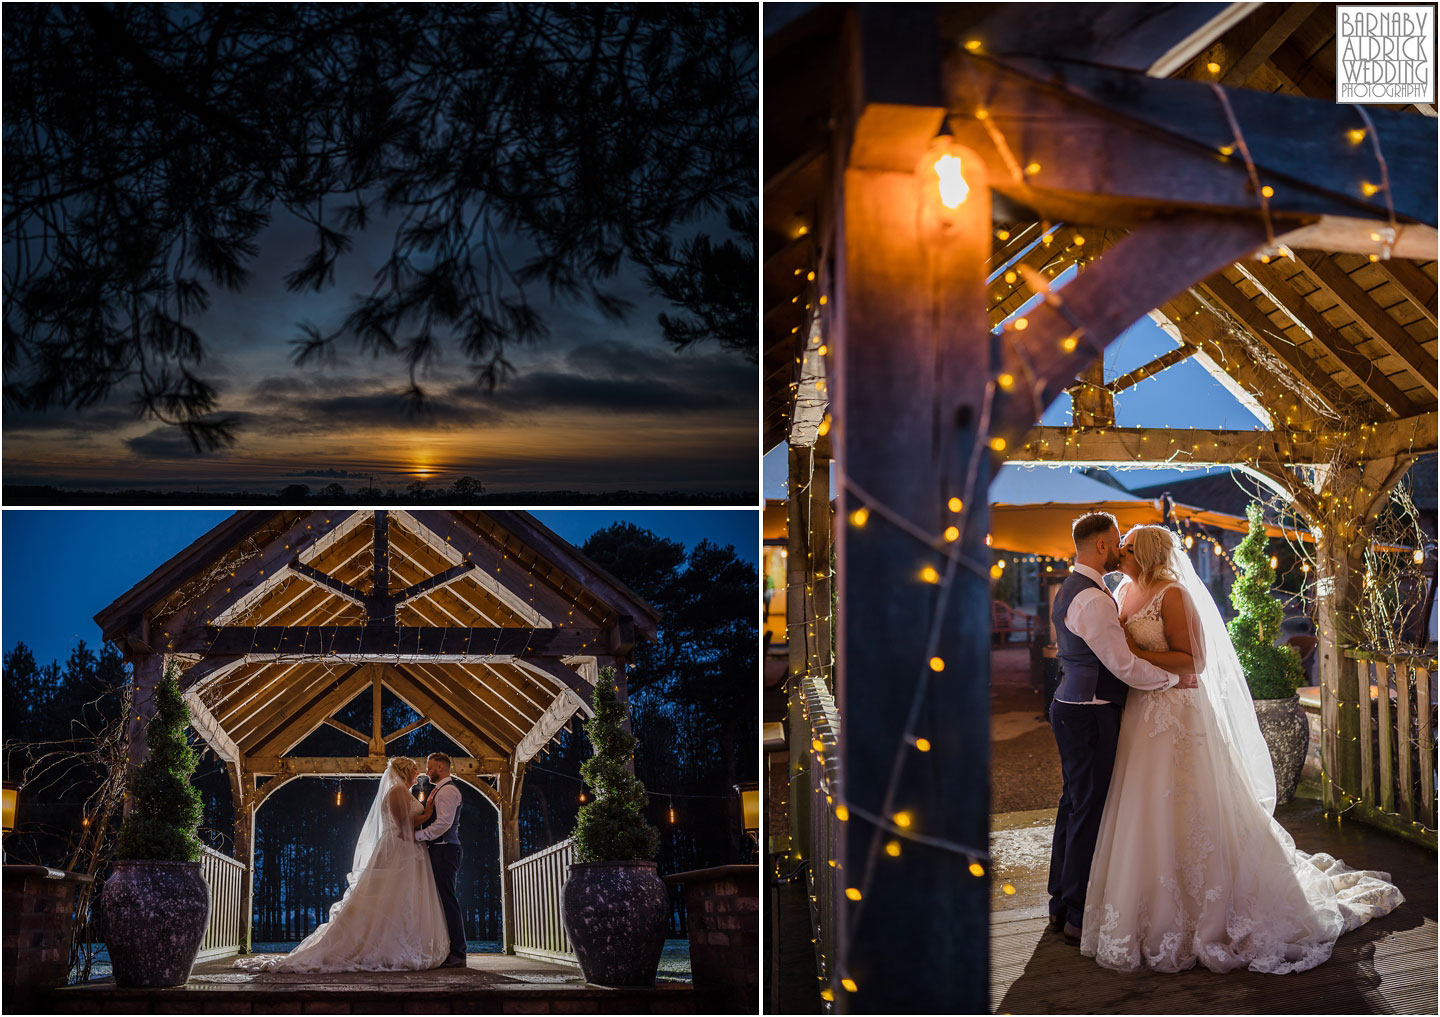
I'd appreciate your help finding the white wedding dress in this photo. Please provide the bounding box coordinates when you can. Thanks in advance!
[235,763,451,973]
[1080,572,1404,974]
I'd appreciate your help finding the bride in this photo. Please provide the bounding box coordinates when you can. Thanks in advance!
[1081,525,1404,974]
[235,757,452,972]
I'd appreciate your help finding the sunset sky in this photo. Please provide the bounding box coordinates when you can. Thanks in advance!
[4,214,756,496]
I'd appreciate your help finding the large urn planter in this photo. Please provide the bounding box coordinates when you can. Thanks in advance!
[561,860,667,986]
[1254,694,1309,806]
[100,860,209,988]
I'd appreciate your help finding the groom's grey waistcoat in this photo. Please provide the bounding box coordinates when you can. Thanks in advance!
[421,778,462,845]
[1053,571,1129,705]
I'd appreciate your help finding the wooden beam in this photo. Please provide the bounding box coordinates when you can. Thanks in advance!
[184,690,240,764]
[1197,272,1359,416]
[1374,259,1438,328]
[180,513,357,630]
[244,755,506,776]
[287,562,367,609]
[512,692,581,766]
[393,562,479,606]
[1067,358,1114,428]
[1106,345,1198,395]
[1237,259,1422,416]
[1215,3,1317,87]
[244,664,375,758]
[321,717,371,747]
[170,625,607,658]
[995,214,1272,445]
[382,716,431,744]
[1277,218,1439,261]
[514,657,595,716]
[1010,415,1437,466]
[385,665,509,758]
[947,56,1437,231]
[1296,254,1439,395]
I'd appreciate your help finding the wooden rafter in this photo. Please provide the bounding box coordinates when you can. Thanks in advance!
[1106,346,1198,394]
[1197,272,1360,417]
[1373,260,1438,328]
[1236,259,1423,416]
[246,755,506,777]
[244,664,374,758]
[1296,254,1439,395]
[386,665,509,759]
[173,625,606,659]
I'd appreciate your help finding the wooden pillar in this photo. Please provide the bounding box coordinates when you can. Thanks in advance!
[787,446,815,858]
[497,768,524,954]
[833,56,992,1011]
[123,651,166,817]
[1068,358,1114,428]
[229,762,255,953]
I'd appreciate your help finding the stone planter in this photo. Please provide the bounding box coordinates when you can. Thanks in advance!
[561,860,667,986]
[100,860,208,988]
[1254,694,1309,806]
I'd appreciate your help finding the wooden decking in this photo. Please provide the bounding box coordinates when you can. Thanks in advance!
[990,798,1438,1015]
[46,954,713,1015]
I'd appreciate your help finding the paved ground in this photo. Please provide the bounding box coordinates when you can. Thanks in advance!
[990,646,1063,814]
[990,794,1438,1014]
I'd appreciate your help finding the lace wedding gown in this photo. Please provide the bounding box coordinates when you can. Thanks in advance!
[1080,583,1404,974]
[235,778,451,973]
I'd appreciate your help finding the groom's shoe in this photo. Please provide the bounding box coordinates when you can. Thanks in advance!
[1046,913,1065,933]
[439,955,467,968]
[1063,921,1082,944]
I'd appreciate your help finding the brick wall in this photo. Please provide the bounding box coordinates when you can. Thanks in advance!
[3,866,90,1002]
[670,865,758,1013]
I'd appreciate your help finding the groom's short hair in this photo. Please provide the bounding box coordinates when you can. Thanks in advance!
[427,752,452,770]
[1072,511,1118,546]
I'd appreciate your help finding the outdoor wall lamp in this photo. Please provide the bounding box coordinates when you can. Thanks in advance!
[735,782,759,844]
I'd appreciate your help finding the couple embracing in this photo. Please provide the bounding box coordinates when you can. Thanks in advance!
[1048,512,1402,974]
[237,752,468,973]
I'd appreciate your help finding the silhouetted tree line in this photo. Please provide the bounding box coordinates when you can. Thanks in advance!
[4,3,758,451]
[1,522,757,942]
[3,485,756,508]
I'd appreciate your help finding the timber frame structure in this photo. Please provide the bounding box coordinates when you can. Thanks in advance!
[766,4,1436,1012]
[95,509,659,953]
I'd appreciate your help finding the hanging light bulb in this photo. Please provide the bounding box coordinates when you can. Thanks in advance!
[934,153,970,208]
[1413,548,1425,565]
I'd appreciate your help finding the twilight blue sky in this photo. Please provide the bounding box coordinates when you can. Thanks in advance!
[1,509,754,668]
[763,274,1263,500]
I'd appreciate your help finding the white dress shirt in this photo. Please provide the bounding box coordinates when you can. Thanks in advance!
[415,777,462,842]
[1054,563,1178,705]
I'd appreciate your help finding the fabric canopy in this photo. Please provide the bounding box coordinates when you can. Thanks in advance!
[988,466,1315,558]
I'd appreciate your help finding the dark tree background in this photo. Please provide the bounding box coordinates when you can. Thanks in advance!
[2,523,757,941]
[3,3,758,450]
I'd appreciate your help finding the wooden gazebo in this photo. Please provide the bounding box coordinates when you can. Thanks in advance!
[95,509,658,954]
[766,3,1436,1011]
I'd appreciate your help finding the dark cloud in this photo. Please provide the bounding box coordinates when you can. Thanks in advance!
[288,468,371,479]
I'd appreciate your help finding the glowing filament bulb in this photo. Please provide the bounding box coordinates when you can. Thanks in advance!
[914,737,932,752]
[921,565,940,584]
[1413,549,1425,565]
[845,887,862,901]
[934,153,970,208]
[969,862,985,877]
[893,811,913,828]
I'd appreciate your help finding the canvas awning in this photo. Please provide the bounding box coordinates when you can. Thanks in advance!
[988,466,1315,558]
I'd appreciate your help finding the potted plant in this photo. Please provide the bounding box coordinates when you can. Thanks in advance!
[561,668,665,986]
[100,660,210,987]
[1228,503,1308,804]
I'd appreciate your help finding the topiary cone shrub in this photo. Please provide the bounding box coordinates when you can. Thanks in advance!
[115,660,203,861]
[572,668,658,863]
[1227,503,1305,700]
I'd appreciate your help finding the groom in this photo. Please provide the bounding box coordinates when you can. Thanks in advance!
[415,751,467,968]
[1047,512,1196,943]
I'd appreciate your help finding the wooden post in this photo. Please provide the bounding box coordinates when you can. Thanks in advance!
[229,761,255,953]
[369,672,385,756]
[833,16,991,1002]
[498,768,524,954]
[787,445,814,858]
[1068,358,1114,428]
[124,651,165,817]
[1316,527,1366,812]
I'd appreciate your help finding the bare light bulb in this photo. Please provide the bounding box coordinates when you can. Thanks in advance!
[934,153,969,208]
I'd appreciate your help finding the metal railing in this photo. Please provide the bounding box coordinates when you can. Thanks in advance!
[508,837,577,965]
[1335,649,1437,845]
[196,845,247,962]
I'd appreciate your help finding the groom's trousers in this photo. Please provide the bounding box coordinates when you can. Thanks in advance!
[1047,700,1122,930]
[428,843,467,959]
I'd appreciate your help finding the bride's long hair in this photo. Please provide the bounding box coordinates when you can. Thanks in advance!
[1124,524,1183,588]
